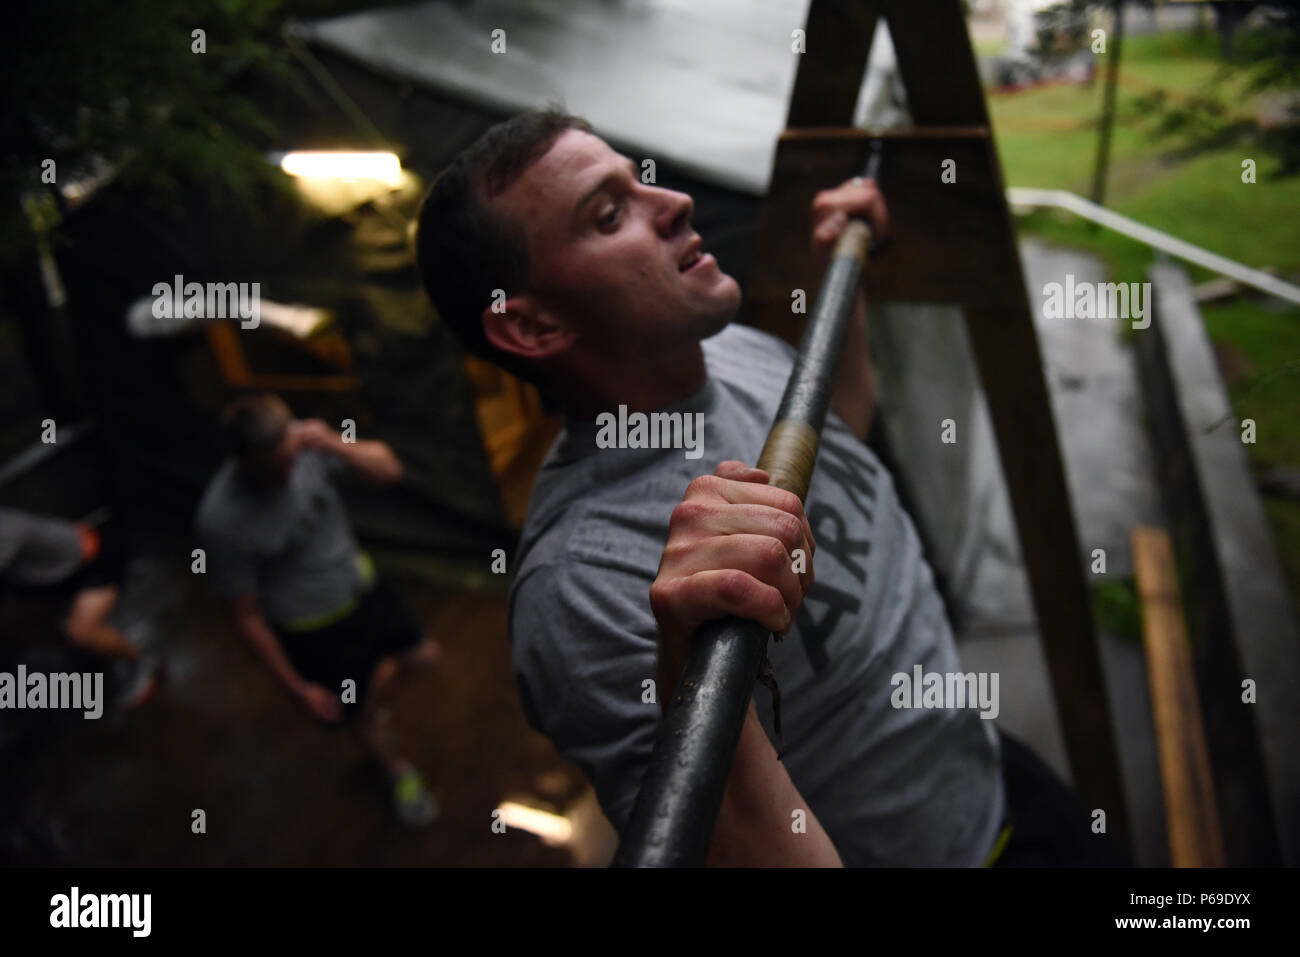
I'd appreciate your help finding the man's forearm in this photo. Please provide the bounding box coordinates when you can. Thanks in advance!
[706,701,843,867]
[334,439,404,484]
[830,289,875,444]
[236,613,305,696]
[656,657,841,865]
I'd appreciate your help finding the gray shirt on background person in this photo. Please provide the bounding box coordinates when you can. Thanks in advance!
[196,451,367,627]
[509,321,1005,866]
[0,507,85,588]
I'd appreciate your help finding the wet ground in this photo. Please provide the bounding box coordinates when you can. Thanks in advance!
[1,551,606,866]
[956,237,1168,866]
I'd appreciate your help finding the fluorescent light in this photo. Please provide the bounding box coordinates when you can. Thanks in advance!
[279,151,403,187]
[496,802,574,846]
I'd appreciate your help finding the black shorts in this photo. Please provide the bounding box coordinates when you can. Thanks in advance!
[992,729,1131,867]
[274,579,423,727]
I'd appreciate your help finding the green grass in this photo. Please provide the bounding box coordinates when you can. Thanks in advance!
[989,28,1300,617]
[1117,30,1247,94]
[1117,150,1300,277]
[992,84,1153,191]
[989,39,1298,274]
[1264,500,1300,613]
[1201,298,1300,470]
[1204,296,1300,614]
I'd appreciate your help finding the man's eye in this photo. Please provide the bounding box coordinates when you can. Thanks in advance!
[597,203,622,230]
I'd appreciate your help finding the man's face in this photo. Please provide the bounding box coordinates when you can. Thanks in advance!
[241,420,297,487]
[491,130,741,360]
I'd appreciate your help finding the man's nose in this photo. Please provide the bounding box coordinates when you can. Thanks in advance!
[653,186,693,236]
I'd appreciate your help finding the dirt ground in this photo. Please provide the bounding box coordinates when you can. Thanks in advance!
[0,563,601,867]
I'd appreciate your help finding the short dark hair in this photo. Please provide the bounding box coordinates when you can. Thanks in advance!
[414,109,593,386]
[221,393,290,459]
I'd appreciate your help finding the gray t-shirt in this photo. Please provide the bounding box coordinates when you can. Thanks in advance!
[509,322,1005,866]
[196,451,365,625]
[0,507,84,587]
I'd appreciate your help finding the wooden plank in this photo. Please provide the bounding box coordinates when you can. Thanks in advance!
[746,129,998,340]
[1138,261,1300,864]
[1132,524,1226,867]
[885,0,988,125]
[204,324,254,385]
[785,0,880,128]
[205,323,360,393]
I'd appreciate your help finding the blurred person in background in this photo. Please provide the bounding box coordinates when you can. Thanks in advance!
[0,507,162,711]
[196,394,441,827]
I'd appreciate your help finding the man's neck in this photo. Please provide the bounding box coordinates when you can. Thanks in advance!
[555,343,709,420]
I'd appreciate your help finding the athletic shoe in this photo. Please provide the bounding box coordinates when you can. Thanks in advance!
[117,655,163,712]
[393,767,438,827]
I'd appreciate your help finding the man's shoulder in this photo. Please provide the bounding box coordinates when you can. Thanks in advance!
[700,322,799,415]
[512,470,683,606]
[506,539,659,732]
[703,322,796,372]
[508,454,690,655]
[705,320,792,353]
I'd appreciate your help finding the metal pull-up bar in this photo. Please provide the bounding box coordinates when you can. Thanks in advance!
[613,142,885,868]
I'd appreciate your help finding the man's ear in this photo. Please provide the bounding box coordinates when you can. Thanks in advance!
[481,294,576,362]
